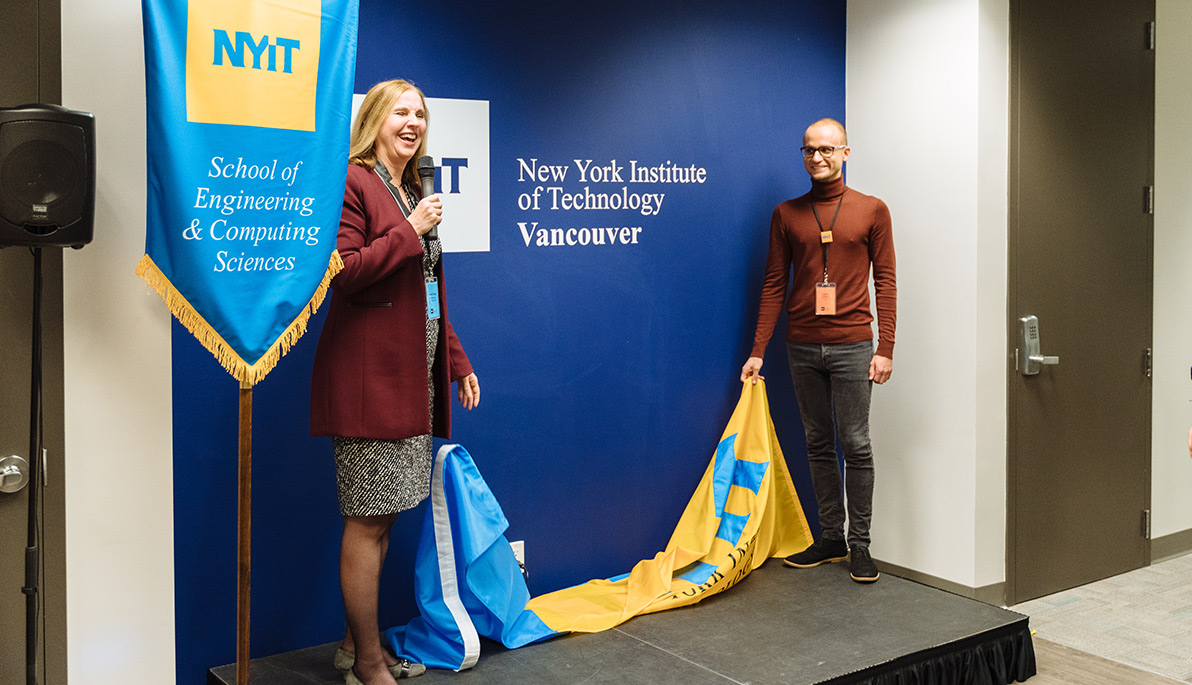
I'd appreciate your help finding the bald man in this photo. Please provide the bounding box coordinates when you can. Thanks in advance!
[741,118,896,583]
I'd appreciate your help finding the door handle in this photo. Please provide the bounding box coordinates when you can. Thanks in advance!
[0,455,30,493]
[1019,315,1059,376]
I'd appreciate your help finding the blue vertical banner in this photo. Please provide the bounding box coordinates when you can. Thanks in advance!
[139,0,359,384]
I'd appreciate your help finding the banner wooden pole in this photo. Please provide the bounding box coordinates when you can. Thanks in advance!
[237,380,252,685]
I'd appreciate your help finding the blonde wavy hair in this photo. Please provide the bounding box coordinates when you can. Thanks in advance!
[348,79,429,189]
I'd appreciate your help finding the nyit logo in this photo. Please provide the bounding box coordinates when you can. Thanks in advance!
[212,31,301,74]
[185,0,320,131]
[351,95,491,253]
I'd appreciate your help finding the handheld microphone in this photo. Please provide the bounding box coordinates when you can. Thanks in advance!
[416,155,438,241]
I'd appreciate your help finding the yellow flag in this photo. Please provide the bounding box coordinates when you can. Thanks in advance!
[527,380,814,633]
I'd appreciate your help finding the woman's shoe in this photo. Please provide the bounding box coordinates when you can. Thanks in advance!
[336,648,426,680]
[334,648,355,676]
[390,660,426,679]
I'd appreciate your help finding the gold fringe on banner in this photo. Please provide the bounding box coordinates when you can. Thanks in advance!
[135,251,344,386]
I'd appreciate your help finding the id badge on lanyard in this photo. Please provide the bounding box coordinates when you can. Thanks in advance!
[425,277,440,320]
[816,281,836,315]
[812,193,844,316]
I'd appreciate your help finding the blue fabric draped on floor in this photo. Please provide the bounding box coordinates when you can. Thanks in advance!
[386,443,555,671]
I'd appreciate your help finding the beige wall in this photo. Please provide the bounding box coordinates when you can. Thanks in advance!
[1152,0,1192,540]
[61,0,176,682]
[846,0,1010,589]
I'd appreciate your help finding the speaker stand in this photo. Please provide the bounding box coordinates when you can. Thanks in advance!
[21,246,45,685]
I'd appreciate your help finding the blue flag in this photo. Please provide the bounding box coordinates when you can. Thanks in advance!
[138,0,359,383]
[387,444,556,671]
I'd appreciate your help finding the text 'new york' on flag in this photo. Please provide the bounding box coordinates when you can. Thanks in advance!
[138,0,359,384]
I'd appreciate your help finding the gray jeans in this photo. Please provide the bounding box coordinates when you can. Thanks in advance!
[786,340,875,549]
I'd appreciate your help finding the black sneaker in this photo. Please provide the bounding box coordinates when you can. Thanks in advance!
[849,547,880,583]
[783,538,849,568]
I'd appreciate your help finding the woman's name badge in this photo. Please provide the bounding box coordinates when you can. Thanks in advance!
[426,278,440,320]
[815,282,836,316]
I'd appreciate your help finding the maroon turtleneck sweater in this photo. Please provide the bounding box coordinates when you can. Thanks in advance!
[751,176,896,359]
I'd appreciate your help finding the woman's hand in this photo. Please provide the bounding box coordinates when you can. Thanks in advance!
[407,194,443,236]
[457,373,480,410]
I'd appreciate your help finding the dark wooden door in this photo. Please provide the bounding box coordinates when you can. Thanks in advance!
[1009,0,1155,603]
[1,1,68,682]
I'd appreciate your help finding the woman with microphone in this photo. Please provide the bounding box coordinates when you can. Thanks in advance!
[311,79,480,684]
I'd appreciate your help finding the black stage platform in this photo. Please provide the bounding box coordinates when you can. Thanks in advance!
[210,561,1036,684]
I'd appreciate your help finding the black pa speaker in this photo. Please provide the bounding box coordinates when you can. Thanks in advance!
[0,104,95,248]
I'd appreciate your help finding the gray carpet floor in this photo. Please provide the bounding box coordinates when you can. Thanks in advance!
[1012,552,1192,683]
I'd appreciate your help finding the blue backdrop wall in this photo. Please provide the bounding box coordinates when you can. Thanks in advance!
[173,1,845,681]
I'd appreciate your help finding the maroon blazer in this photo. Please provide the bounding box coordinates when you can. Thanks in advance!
[310,163,472,440]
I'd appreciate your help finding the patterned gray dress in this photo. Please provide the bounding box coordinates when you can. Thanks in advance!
[333,166,440,517]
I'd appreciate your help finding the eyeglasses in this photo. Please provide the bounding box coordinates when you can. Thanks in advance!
[800,145,847,158]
